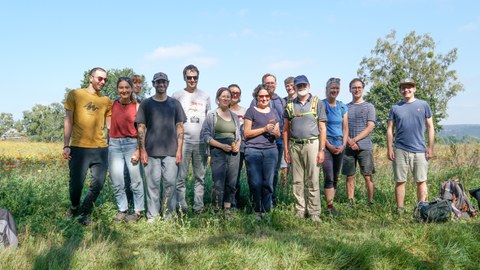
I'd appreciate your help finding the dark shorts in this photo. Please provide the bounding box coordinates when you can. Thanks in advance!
[342,148,375,176]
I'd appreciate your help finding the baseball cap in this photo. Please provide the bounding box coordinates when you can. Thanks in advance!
[399,78,416,87]
[294,75,309,86]
[152,72,169,82]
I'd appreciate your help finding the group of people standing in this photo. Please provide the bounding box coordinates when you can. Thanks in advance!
[62,65,434,225]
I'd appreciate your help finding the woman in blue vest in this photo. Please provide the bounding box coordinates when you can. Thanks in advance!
[322,77,348,217]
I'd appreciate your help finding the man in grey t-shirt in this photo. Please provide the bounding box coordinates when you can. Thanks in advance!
[342,78,376,207]
[172,64,211,215]
[387,78,435,215]
[283,75,327,222]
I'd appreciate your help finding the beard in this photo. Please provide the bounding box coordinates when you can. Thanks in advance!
[297,88,309,97]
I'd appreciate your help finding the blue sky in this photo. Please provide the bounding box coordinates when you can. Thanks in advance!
[1,0,478,125]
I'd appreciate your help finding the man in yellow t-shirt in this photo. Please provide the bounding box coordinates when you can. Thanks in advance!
[62,67,112,225]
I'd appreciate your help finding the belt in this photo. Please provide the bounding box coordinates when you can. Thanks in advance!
[290,138,318,144]
[327,136,343,141]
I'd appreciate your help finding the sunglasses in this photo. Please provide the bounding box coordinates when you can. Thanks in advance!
[152,79,168,84]
[92,76,108,83]
[186,76,198,81]
[258,94,270,99]
[231,92,241,97]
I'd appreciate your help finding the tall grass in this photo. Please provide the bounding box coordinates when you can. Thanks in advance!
[1,142,480,269]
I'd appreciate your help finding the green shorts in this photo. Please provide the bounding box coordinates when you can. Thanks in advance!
[393,148,428,183]
[342,149,375,176]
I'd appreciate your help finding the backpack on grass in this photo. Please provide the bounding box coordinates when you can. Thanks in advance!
[439,177,478,219]
[413,177,478,222]
[0,208,18,250]
[413,200,452,223]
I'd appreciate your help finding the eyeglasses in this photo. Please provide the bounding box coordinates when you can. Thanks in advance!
[258,94,270,99]
[351,86,363,90]
[231,92,241,97]
[152,80,168,84]
[92,76,108,83]
[186,76,198,81]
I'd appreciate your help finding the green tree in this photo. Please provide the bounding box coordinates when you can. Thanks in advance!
[0,112,16,136]
[22,103,64,142]
[358,30,464,146]
[63,68,150,102]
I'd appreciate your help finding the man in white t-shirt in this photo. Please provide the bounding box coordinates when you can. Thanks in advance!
[172,64,211,215]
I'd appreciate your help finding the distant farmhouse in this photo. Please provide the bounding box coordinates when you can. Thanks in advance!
[1,128,27,141]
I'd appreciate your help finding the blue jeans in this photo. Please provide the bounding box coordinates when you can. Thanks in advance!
[272,143,283,205]
[108,138,145,212]
[176,142,207,212]
[144,156,177,219]
[69,147,108,215]
[245,147,278,213]
[210,147,240,210]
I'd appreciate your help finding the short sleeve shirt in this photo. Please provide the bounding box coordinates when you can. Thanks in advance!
[64,89,112,148]
[244,107,280,149]
[388,99,432,153]
[135,97,187,157]
[284,94,327,140]
[346,101,376,150]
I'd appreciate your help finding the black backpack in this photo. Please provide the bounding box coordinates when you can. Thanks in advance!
[0,208,18,250]
[413,200,452,223]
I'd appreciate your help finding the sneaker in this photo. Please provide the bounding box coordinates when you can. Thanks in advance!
[78,214,93,226]
[113,211,127,222]
[146,217,156,224]
[224,208,233,220]
[395,207,406,216]
[125,213,142,223]
[348,199,355,208]
[310,215,322,223]
[65,206,79,219]
[254,212,263,221]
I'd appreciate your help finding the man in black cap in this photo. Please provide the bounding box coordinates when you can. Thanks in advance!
[387,78,435,216]
[135,72,187,222]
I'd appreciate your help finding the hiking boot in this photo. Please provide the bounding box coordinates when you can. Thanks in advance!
[113,211,127,222]
[78,214,93,226]
[65,206,79,219]
[326,207,340,217]
[295,211,305,219]
[125,213,142,223]
[310,215,322,223]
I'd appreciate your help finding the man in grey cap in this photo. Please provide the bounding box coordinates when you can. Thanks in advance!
[283,75,327,222]
[135,72,187,222]
[387,78,435,215]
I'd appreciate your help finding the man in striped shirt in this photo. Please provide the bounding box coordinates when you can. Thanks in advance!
[342,78,376,207]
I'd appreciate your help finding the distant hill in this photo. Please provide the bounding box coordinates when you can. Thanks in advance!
[438,124,480,138]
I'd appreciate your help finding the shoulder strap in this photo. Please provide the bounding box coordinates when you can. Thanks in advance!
[310,96,318,120]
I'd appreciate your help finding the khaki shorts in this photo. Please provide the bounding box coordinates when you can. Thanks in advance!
[393,148,428,183]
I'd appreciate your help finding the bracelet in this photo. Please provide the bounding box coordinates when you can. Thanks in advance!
[63,146,70,149]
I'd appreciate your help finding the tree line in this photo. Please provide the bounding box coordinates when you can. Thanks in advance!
[0,31,464,145]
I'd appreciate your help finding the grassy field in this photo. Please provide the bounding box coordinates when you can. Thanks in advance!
[1,141,480,269]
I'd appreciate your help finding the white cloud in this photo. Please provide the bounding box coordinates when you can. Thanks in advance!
[190,57,220,67]
[266,60,307,70]
[145,44,202,60]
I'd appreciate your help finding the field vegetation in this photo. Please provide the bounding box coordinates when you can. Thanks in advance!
[1,141,480,269]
